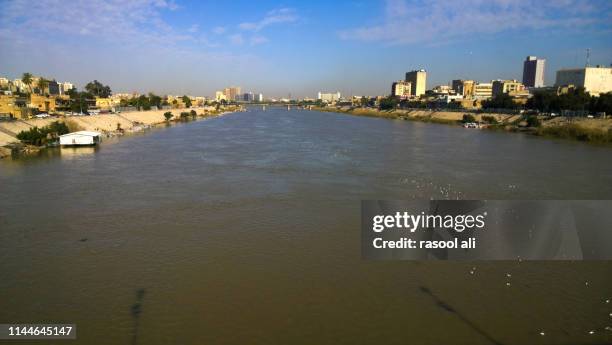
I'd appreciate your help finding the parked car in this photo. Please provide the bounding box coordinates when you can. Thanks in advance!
[35,113,50,118]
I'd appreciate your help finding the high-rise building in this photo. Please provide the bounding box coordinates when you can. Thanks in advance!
[555,66,612,96]
[522,56,546,88]
[405,70,427,97]
[255,93,263,102]
[242,92,254,102]
[223,86,241,101]
[391,80,411,98]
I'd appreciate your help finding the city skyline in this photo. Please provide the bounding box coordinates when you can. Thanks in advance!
[1,0,611,98]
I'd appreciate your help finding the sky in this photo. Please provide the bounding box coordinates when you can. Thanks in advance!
[1,0,611,98]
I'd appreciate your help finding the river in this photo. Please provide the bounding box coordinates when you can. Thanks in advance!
[1,107,611,344]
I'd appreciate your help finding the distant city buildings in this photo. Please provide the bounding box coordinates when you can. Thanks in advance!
[522,56,546,88]
[405,70,427,97]
[243,92,254,102]
[452,80,475,98]
[60,82,74,94]
[219,86,241,101]
[492,79,526,97]
[215,91,227,101]
[391,80,411,98]
[555,66,612,96]
[240,92,263,102]
[473,82,493,99]
[317,91,341,103]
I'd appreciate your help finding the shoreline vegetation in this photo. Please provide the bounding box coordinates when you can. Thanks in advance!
[313,106,612,145]
[0,105,243,159]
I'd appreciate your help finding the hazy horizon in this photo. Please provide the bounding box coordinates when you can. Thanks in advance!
[1,0,611,98]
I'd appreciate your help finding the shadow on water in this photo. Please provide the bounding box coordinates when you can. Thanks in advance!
[419,286,505,345]
[130,288,146,345]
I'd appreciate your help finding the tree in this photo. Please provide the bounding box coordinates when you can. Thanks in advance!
[527,87,594,113]
[360,96,368,107]
[190,109,197,118]
[379,96,398,110]
[16,121,69,145]
[182,95,192,108]
[164,111,173,121]
[481,115,498,124]
[526,115,541,127]
[462,114,476,123]
[591,92,612,115]
[21,72,33,93]
[36,78,49,95]
[482,93,518,110]
[148,93,162,109]
[67,90,92,113]
[84,80,112,98]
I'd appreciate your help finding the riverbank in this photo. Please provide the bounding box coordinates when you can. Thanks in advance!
[315,107,612,144]
[0,106,241,158]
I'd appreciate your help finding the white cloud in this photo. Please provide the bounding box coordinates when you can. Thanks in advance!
[338,0,605,45]
[212,26,226,34]
[239,8,298,32]
[250,35,269,46]
[0,0,184,45]
[188,24,199,33]
[229,33,244,45]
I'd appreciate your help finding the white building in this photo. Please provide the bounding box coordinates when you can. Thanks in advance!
[555,66,612,96]
[317,91,341,103]
[522,56,546,88]
[391,80,412,98]
[59,131,101,146]
[60,82,74,95]
[405,70,427,97]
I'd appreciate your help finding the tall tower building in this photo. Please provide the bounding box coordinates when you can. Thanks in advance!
[405,70,427,97]
[522,56,546,88]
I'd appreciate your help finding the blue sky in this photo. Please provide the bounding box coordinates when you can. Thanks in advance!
[1,0,611,98]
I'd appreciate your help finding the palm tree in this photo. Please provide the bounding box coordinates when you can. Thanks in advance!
[36,78,49,95]
[21,72,33,94]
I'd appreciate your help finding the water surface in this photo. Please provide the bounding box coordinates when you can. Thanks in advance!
[1,108,611,344]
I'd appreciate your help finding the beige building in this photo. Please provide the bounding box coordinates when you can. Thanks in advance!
[452,80,475,98]
[0,95,27,118]
[391,80,412,98]
[492,80,526,97]
[473,82,493,99]
[95,97,120,109]
[29,94,56,113]
[405,70,427,97]
[167,95,186,108]
[555,66,612,96]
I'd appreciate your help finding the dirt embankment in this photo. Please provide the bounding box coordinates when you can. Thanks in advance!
[317,107,612,144]
[0,107,225,147]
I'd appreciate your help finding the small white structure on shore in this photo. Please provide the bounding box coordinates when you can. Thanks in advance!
[59,131,102,146]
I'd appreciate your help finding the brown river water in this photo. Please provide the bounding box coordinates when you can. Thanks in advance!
[1,107,611,344]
